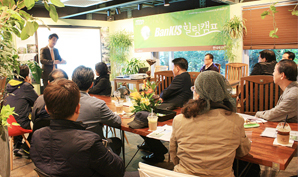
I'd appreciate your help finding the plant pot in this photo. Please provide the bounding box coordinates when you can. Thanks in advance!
[0,126,10,177]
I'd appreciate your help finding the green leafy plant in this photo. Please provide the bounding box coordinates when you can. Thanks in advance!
[122,58,146,75]
[130,80,161,113]
[108,30,133,79]
[261,2,279,38]
[289,3,298,16]
[0,105,17,127]
[222,16,247,62]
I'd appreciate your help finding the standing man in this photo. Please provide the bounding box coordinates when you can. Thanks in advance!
[40,33,66,88]
[200,53,219,72]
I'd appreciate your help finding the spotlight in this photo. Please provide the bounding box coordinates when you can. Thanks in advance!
[116,8,121,15]
[107,9,111,16]
[164,0,170,6]
[138,4,142,10]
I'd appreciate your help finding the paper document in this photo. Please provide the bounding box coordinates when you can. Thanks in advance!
[261,127,298,141]
[237,113,267,123]
[147,125,172,142]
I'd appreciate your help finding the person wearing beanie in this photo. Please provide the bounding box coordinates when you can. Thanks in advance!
[169,71,251,177]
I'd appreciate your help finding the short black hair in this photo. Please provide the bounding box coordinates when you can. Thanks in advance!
[15,65,29,80]
[48,69,68,82]
[44,79,80,120]
[277,59,297,81]
[284,51,295,60]
[49,33,59,40]
[72,65,94,91]
[205,53,214,62]
[172,58,188,71]
[95,62,109,76]
[259,50,276,62]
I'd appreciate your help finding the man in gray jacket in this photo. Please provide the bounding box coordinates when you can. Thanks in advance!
[72,65,122,155]
[255,59,298,122]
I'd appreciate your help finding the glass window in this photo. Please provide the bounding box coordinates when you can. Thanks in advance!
[159,51,170,68]
[248,49,298,74]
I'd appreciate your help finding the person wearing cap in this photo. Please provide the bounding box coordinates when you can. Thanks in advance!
[170,71,251,177]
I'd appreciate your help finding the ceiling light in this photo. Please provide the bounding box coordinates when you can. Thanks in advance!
[164,0,170,6]
[116,8,121,15]
[107,10,111,16]
[138,4,142,10]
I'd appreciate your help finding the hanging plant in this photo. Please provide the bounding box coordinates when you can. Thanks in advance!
[261,2,279,38]
[222,16,247,62]
[107,30,133,79]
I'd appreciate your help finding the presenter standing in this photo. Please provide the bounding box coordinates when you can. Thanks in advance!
[40,33,66,88]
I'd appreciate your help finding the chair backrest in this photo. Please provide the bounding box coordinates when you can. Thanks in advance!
[188,72,201,85]
[214,63,221,72]
[154,71,174,94]
[155,66,168,72]
[34,168,50,177]
[239,75,283,115]
[225,63,248,81]
[138,162,197,177]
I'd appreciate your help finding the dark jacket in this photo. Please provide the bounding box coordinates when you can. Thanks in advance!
[40,46,62,88]
[4,79,38,129]
[250,61,277,76]
[160,72,193,108]
[200,63,219,72]
[30,119,125,177]
[89,75,111,96]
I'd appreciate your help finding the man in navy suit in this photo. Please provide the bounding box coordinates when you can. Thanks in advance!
[40,33,66,88]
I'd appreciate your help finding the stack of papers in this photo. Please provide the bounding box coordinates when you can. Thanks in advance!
[147,125,172,142]
[261,127,298,141]
[237,113,267,123]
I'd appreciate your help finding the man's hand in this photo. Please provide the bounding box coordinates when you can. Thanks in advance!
[54,59,67,64]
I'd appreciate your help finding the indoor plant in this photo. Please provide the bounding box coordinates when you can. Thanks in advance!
[107,30,133,79]
[122,58,146,75]
[222,16,247,62]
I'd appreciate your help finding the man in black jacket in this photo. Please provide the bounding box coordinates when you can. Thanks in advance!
[250,50,277,76]
[4,65,38,157]
[40,33,66,88]
[141,58,193,163]
[30,79,124,177]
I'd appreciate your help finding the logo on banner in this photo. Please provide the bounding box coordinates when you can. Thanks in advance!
[141,26,151,40]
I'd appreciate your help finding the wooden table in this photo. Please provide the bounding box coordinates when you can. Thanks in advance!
[114,78,147,91]
[90,95,297,171]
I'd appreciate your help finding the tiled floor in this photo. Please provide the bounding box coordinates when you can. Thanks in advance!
[10,129,298,177]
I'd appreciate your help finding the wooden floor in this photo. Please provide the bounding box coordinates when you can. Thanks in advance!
[11,130,298,177]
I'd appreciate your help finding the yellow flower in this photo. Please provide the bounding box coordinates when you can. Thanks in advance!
[130,92,141,100]
[131,100,137,106]
[141,98,150,106]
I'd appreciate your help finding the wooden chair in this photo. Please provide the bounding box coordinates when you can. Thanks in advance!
[155,66,168,72]
[214,63,221,72]
[188,72,201,85]
[154,71,174,94]
[238,75,283,115]
[225,63,248,81]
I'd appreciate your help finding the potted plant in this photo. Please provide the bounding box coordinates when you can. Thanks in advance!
[0,0,64,175]
[107,30,133,80]
[222,16,247,62]
[122,58,146,75]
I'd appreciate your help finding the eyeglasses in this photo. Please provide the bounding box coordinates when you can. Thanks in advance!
[190,86,195,92]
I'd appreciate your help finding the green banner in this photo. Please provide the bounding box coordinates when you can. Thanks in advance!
[134,5,230,52]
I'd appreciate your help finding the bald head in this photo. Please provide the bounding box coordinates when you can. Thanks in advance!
[48,69,68,83]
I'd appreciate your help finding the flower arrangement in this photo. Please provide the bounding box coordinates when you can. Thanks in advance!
[130,80,161,113]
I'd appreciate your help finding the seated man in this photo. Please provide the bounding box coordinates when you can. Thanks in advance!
[158,57,193,110]
[4,65,38,157]
[72,66,122,155]
[31,69,69,127]
[250,50,277,76]
[255,59,298,122]
[282,51,295,60]
[140,58,192,163]
[30,79,125,177]
[199,53,219,72]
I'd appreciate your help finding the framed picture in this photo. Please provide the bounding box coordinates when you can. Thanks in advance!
[27,44,38,53]
[18,47,27,54]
